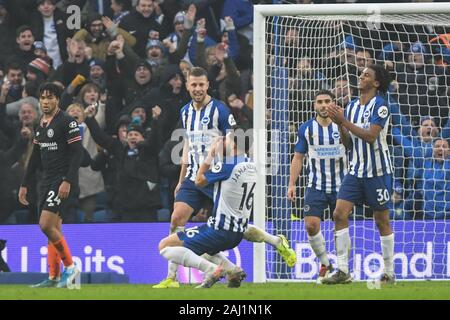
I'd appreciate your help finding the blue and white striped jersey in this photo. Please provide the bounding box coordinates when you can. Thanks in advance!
[295,119,347,193]
[204,156,256,233]
[181,98,235,182]
[345,95,393,178]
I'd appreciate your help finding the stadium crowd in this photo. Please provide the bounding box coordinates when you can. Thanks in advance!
[0,0,448,224]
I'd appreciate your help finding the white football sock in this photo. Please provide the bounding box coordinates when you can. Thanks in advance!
[166,226,185,280]
[243,224,281,247]
[380,233,394,277]
[202,252,236,271]
[308,231,330,267]
[335,228,350,274]
[160,247,215,273]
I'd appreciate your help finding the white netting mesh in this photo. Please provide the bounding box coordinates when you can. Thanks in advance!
[263,13,450,281]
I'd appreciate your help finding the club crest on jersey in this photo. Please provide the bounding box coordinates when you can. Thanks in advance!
[69,121,78,129]
[47,129,54,138]
[201,116,210,125]
[228,114,236,126]
[363,110,371,119]
[378,106,388,118]
[332,131,340,139]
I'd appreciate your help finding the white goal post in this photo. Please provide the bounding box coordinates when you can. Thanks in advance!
[253,3,450,283]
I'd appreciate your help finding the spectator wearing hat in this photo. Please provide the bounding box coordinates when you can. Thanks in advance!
[27,57,52,86]
[84,103,162,222]
[88,58,107,95]
[162,4,197,66]
[73,13,136,61]
[142,64,190,144]
[29,0,73,69]
[145,39,168,82]
[66,103,105,222]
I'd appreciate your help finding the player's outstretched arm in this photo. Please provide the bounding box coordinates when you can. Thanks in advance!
[288,152,304,202]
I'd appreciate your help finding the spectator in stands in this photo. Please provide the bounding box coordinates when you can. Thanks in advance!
[120,0,169,58]
[73,14,136,61]
[145,39,168,82]
[30,0,72,69]
[5,81,40,118]
[355,49,374,74]
[0,126,33,224]
[111,0,132,24]
[8,25,36,69]
[0,1,15,63]
[84,104,162,222]
[143,64,190,144]
[414,138,450,219]
[222,0,253,45]
[90,114,131,214]
[333,76,352,108]
[26,57,52,87]
[1,61,25,104]
[88,58,107,97]
[55,38,89,88]
[66,103,105,222]
[395,42,448,123]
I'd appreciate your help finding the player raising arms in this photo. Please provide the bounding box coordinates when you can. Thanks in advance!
[154,67,295,288]
[288,90,347,283]
[19,83,83,288]
[159,128,255,288]
[323,65,395,284]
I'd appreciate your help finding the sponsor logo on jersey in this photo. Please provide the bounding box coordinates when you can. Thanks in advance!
[228,114,236,126]
[378,106,388,118]
[47,129,54,138]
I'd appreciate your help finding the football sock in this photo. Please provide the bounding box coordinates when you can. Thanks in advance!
[335,228,350,274]
[160,247,215,273]
[166,226,185,280]
[243,225,280,247]
[52,236,74,267]
[381,233,395,277]
[308,231,330,267]
[47,242,61,280]
[203,252,236,271]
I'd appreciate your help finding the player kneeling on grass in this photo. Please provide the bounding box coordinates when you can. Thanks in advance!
[158,128,256,288]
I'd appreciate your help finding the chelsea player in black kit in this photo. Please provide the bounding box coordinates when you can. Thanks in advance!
[19,83,84,288]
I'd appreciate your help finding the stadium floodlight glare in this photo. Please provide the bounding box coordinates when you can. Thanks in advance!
[253,2,450,283]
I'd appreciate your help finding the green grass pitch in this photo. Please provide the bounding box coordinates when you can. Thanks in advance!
[1,282,449,300]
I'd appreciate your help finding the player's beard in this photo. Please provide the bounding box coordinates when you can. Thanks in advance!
[316,109,328,119]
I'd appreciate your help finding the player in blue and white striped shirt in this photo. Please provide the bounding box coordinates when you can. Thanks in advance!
[154,67,236,288]
[324,65,395,285]
[158,129,255,288]
[288,90,346,283]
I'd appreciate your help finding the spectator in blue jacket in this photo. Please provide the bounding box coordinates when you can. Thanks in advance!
[419,138,450,219]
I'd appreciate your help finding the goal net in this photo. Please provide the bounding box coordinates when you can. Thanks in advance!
[253,3,450,282]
